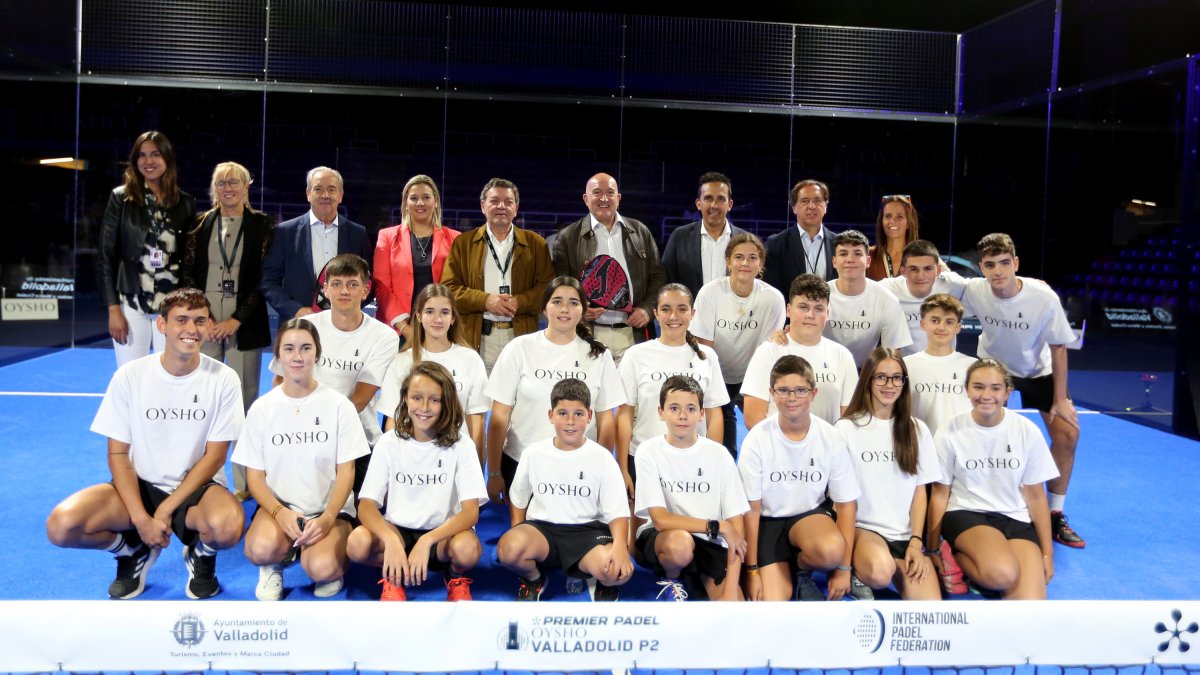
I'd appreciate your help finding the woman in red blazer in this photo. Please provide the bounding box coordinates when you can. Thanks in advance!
[374,174,460,343]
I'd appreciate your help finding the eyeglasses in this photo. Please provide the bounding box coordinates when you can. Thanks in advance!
[215,179,245,189]
[772,387,814,400]
[871,373,908,386]
[797,197,827,208]
[881,194,913,206]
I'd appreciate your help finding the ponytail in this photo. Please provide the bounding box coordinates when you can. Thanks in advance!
[683,330,706,360]
[577,323,608,360]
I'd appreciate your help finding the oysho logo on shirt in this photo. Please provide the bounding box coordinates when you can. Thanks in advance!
[828,319,873,331]
[533,369,587,381]
[271,431,330,445]
[659,478,712,493]
[536,482,592,497]
[963,456,1021,470]
[982,315,1030,331]
[145,407,207,421]
[768,468,823,483]
[318,356,364,371]
[394,471,448,486]
[716,318,759,331]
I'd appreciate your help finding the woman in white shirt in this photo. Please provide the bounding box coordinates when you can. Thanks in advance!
[835,347,941,600]
[234,318,370,601]
[484,276,624,512]
[617,283,728,495]
[377,284,488,462]
[692,233,787,457]
[927,359,1058,600]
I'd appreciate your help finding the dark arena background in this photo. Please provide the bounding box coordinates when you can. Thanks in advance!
[1,0,1199,673]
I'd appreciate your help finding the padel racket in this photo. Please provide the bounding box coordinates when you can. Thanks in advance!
[579,254,632,312]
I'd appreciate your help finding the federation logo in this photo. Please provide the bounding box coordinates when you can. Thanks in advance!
[852,608,886,653]
[172,613,207,647]
[1155,609,1198,653]
[1152,307,1173,325]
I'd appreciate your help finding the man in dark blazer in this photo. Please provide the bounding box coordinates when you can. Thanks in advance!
[763,179,838,298]
[260,166,370,320]
[661,171,747,297]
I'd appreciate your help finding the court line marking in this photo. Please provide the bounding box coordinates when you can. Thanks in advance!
[0,391,104,397]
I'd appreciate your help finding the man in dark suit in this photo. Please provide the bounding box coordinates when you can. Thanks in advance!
[661,171,748,297]
[763,179,837,298]
[259,166,370,319]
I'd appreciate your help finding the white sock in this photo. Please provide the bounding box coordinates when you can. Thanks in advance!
[1047,492,1066,513]
[106,533,138,557]
[193,540,218,557]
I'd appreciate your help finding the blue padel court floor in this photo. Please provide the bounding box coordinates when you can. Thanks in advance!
[2,347,1196,602]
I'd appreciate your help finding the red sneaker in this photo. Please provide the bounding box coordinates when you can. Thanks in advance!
[938,540,968,595]
[446,575,473,601]
[379,578,407,601]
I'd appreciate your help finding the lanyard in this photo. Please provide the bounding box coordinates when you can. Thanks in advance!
[217,217,245,277]
[484,230,514,278]
[804,234,824,277]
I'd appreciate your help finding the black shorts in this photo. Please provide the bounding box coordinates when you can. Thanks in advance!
[757,499,837,567]
[1010,374,1069,413]
[501,453,519,494]
[626,456,637,485]
[636,529,729,584]
[354,452,373,496]
[942,510,1038,552]
[135,478,218,547]
[395,524,449,572]
[522,520,613,579]
[858,527,913,560]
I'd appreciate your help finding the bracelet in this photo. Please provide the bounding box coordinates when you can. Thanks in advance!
[487,471,502,479]
[270,503,284,518]
[744,567,760,576]
[743,563,759,571]
[835,564,852,572]
[910,535,922,542]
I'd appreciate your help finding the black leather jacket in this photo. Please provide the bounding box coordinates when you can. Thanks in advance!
[95,185,196,308]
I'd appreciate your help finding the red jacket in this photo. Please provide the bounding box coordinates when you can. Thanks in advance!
[373,223,460,330]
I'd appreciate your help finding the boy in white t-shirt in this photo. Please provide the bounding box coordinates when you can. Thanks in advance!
[961,233,1084,550]
[634,376,749,601]
[903,294,976,435]
[739,355,860,602]
[824,230,912,367]
[268,254,399,488]
[496,379,633,601]
[743,274,859,427]
[878,240,968,355]
[46,289,246,600]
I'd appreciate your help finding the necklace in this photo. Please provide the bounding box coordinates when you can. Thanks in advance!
[730,278,755,316]
[413,233,432,261]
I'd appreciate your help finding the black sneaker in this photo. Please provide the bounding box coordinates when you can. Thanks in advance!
[108,542,160,599]
[183,545,221,599]
[849,574,875,601]
[1051,511,1086,549]
[589,578,619,602]
[793,570,824,601]
[516,574,545,601]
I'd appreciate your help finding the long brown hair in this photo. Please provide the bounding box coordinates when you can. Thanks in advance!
[842,347,919,475]
[410,283,466,363]
[874,195,920,250]
[123,131,182,208]
[392,361,463,447]
[542,276,606,359]
[656,283,706,361]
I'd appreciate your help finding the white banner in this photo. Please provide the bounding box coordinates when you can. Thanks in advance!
[1,601,1197,671]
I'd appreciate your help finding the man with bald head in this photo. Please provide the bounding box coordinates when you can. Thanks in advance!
[553,173,665,364]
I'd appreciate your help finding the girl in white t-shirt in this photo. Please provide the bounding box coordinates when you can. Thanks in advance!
[835,347,941,601]
[618,283,729,496]
[235,319,370,601]
[377,284,488,463]
[692,233,787,458]
[927,359,1058,600]
[484,276,624,512]
[348,361,487,602]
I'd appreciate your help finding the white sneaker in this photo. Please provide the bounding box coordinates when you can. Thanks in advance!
[314,576,344,598]
[256,565,284,601]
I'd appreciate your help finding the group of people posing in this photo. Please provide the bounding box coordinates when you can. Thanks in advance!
[45,130,1084,603]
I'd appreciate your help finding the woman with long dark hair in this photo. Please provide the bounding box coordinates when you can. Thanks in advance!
[97,131,197,366]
